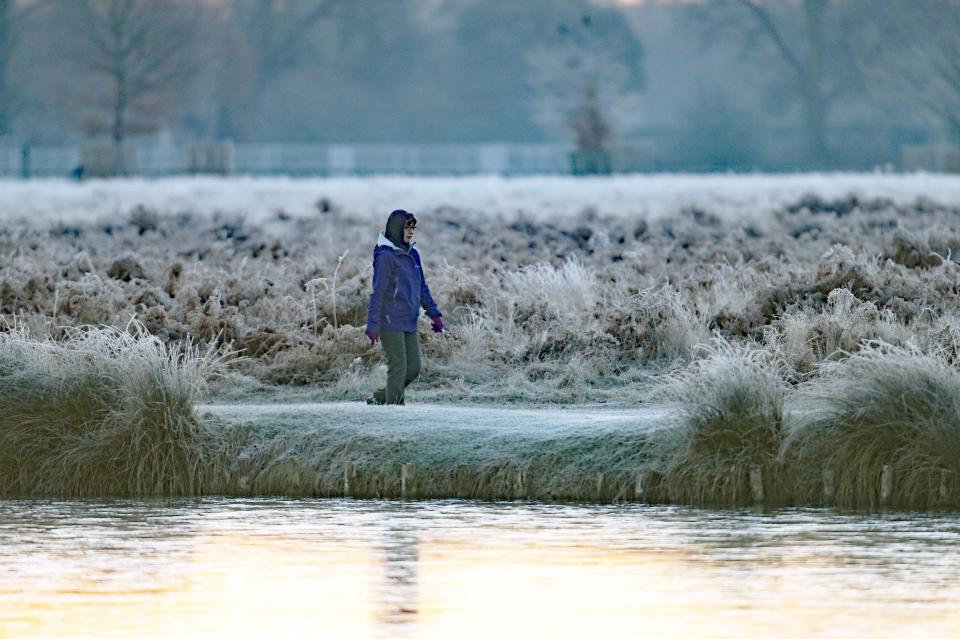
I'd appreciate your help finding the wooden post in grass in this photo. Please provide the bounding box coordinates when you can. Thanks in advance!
[822,469,835,505]
[749,465,764,505]
[880,465,893,506]
[594,472,605,501]
[313,471,325,496]
[939,469,952,506]
[514,468,527,500]
[344,462,358,497]
[634,472,646,502]
[290,470,301,491]
[455,464,472,498]
[401,464,416,499]
[635,471,660,503]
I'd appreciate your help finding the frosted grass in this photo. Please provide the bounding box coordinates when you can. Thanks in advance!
[2,175,960,506]
[4,173,960,226]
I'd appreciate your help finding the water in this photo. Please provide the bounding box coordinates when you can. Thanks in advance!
[1,499,959,639]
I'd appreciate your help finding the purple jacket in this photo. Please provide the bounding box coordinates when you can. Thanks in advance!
[366,231,442,333]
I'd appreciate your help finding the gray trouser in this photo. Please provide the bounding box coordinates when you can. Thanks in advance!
[373,330,421,405]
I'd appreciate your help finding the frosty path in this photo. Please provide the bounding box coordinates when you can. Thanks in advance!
[194,402,678,501]
[200,401,676,439]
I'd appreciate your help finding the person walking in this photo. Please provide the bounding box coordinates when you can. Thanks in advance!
[365,209,443,405]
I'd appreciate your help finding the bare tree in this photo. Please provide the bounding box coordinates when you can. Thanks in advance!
[0,0,39,136]
[56,0,200,158]
[570,84,613,167]
[858,0,960,141]
[210,0,339,138]
[694,0,863,163]
[527,10,643,173]
[232,1,340,92]
[0,0,17,136]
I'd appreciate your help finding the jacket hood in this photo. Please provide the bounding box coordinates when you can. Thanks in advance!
[377,231,416,253]
[384,209,416,249]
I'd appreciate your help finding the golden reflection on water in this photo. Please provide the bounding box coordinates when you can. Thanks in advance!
[4,535,379,639]
[417,542,958,639]
[1,503,959,639]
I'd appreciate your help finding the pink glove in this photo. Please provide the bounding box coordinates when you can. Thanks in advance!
[431,316,444,333]
[366,328,379,344]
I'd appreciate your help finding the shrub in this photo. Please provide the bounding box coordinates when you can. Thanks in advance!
[650,338,787,505]
[0,322,231,496]
[783,342,960,509]
[771,288,908,376]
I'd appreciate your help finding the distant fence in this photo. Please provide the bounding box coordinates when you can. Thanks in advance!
[1,140,654,178]
[900,144,960,173]
[5,138,958,177]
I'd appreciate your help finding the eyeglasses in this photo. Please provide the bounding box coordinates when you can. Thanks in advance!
[404,221,417,230]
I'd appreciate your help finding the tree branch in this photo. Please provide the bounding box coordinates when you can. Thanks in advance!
[262,0,339,76]
[736,0,804,77]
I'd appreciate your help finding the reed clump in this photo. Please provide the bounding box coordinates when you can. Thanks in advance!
[0,323,231,496]
[651,339,787,506]
[784,342,960,509]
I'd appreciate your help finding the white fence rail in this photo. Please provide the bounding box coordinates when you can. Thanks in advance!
[900,144,960,173]
[1,141,655,177]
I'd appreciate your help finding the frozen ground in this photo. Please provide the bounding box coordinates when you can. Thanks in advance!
[3,173,960,225]
[4,174,960,506]
[198,401,677,500]
[203,400,672,437]
[2,173,960,404]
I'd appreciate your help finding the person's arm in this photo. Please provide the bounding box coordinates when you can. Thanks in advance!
[366,251,393,337]
[414,251,441,319]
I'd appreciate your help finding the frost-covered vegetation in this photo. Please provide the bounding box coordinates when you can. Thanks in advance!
[784,343,960,509]
[651,340,787,505]
[0,323,230,495]
[2,175,960,402]
[3,175,960,508]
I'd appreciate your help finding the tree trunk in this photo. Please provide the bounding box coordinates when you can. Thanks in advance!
[112,68,127,175]
[0,73,9,138]
[800,88,830,164]
[112,72,126,146]
[0,0,12,137]
[801,0,830,163]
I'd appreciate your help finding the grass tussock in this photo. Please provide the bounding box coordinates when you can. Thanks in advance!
[200,409,654,502]
[0,322,231,496]
[770,287,909,376]
[651,339,787,506]
[3,327,960,509]
[784,342,960,509]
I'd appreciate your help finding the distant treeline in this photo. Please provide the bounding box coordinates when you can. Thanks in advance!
[0,0,957,171]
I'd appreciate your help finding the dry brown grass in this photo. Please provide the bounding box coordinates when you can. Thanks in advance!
[648,339,788,506]
[783,342,960,509]
[0,322,232,496]
[3,186,960,402]
[3,182,960,507]
[0,325,958,509]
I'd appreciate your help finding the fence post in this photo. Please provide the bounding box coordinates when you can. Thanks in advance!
[749,465,764,505]
[594,472,607,501]
[344,462,357,497]
[822,469,835,505]
[635,471,662,503]
[401,464,416,499]
[20,144,30,179]
[634,472,645,502]
[939,469,952,506]
[455,464,472,499]
[513,468,527,500]
[880,465,894,506]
